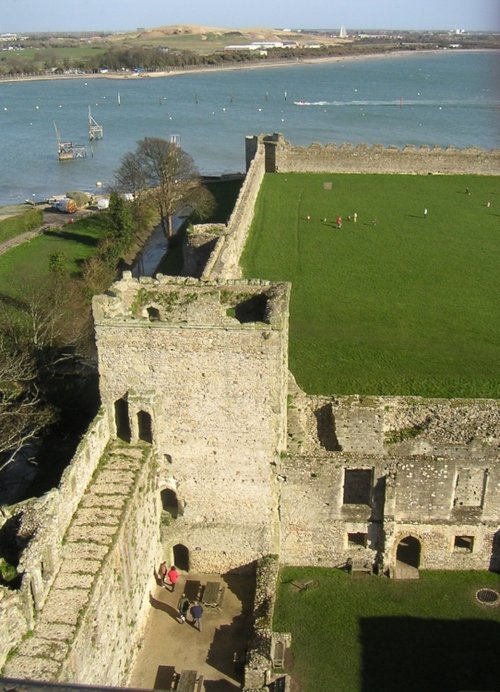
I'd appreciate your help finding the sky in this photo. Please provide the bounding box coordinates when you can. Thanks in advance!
[1,0,499,34]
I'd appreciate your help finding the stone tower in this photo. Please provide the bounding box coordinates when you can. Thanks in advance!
[92,273,290,573]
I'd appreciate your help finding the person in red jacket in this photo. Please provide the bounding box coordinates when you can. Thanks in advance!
[166,565,179,592]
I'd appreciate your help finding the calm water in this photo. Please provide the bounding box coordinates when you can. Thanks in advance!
[0,51,498,205]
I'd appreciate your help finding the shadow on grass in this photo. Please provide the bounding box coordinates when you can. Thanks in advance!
[360,617,500,692]
[43,229,99,246]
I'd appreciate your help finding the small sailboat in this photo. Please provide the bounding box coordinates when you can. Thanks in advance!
[88,106,103,140]
[117,92,121,106]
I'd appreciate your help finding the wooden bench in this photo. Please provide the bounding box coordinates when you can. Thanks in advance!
[349,556,373,575]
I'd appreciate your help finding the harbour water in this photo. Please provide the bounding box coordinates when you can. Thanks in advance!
[0,50,498,206]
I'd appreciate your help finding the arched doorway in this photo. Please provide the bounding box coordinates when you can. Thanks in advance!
[137,410,153,444]
[161,488,179,519]
[396,536,421,568]
[173,544,190,572]
[114,397,131,443]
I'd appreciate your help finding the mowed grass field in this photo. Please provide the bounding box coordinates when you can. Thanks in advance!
[274,567,500,692]
[241,173,500,398]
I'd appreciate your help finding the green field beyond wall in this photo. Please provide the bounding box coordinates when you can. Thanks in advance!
[242,173,500,398]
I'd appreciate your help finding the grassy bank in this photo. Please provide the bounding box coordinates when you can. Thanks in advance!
[242,173,500,398]
[274,567,500,691]
[0,207,43,244]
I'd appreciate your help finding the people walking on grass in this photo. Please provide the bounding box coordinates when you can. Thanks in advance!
[190,602,204,631]
[177,593,190,623]
[166,565,179,592]
[336,216,342,229]
[423,208,428,219]
[353,212,357,223]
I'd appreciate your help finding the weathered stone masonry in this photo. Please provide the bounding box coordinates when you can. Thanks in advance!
[1,134,498,687]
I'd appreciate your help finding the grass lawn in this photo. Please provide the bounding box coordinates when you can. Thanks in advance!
[274,567,500,692]
[241,173,500,398]
[0,215,106,305]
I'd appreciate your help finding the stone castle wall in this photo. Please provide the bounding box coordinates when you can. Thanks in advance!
[201,137,267,280]
[0,412,111,670]
[272,135,500,175]
[281,386,500,571]
[92,274,291,573]
[57,448,159,686]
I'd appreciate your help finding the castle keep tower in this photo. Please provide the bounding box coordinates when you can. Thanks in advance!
[93,273,290,572]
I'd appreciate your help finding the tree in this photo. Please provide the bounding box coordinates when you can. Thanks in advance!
[114,137,214,241]
[0,336,55,472]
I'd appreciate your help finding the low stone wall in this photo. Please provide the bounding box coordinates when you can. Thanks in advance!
[273,136,500,175]
[0,411,111,671]
[243,555,291,692]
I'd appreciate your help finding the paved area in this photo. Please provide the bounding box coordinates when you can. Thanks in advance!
[128,572,255,691]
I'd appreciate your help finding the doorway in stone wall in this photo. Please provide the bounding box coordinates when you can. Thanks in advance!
[173,544,190,572]
[396,536,421,568]
[114,397,131,443]
[137,410,153,443]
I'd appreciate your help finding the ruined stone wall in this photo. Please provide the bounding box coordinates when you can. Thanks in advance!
[281,387,500,571]
[272,135,500,175]
[92,274,290,573]
[0,412,111,671]
[57,448,159,686]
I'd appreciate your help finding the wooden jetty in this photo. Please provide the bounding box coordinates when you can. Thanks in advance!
[54,122,87,161]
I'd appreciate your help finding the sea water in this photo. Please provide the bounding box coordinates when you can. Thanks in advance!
[0,51,498,205]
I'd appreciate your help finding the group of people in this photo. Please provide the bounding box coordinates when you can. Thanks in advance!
[158,562,204,631]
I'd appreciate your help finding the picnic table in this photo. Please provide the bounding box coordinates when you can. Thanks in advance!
[176,669,204,692]
[202,580,224,607]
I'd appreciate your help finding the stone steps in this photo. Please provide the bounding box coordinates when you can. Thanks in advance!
[3,443,145,681]
[393,560,420,580]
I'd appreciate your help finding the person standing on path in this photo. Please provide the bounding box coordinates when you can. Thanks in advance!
[166,565,179,592]
[423,208,428,218]
[336,216,342,229]
[190,602,204,631]
[158,561,167,585]
[177,593,190,623]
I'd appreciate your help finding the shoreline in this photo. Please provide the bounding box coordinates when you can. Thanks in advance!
[0,48,497,85]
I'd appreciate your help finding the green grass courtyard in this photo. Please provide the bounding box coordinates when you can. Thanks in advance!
[242,173,500,398]
[273,567,500,692]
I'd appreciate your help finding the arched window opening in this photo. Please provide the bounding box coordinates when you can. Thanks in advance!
[396,536,421,569]
[114,397,131,443]
[173,543,190,572]
[138,410,153,444]
[161,488,179,519]
[147,306,160,321]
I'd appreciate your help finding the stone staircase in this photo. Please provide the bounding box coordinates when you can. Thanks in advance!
[3,442,146,681]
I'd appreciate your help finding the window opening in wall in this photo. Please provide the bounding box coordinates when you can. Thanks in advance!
[396,536,421,568]
[138,410,153,444]
[454,536,474,553]
[161,489,179,519]
[229,294,268,323]
[343,469,372,505]
[147,306,160,321]
[173,543,190,572]
[315,403,341,451]
[114,396,131,443]
[348,532,368,548]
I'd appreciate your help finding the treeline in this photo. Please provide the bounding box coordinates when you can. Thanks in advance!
[1,34,496,79]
